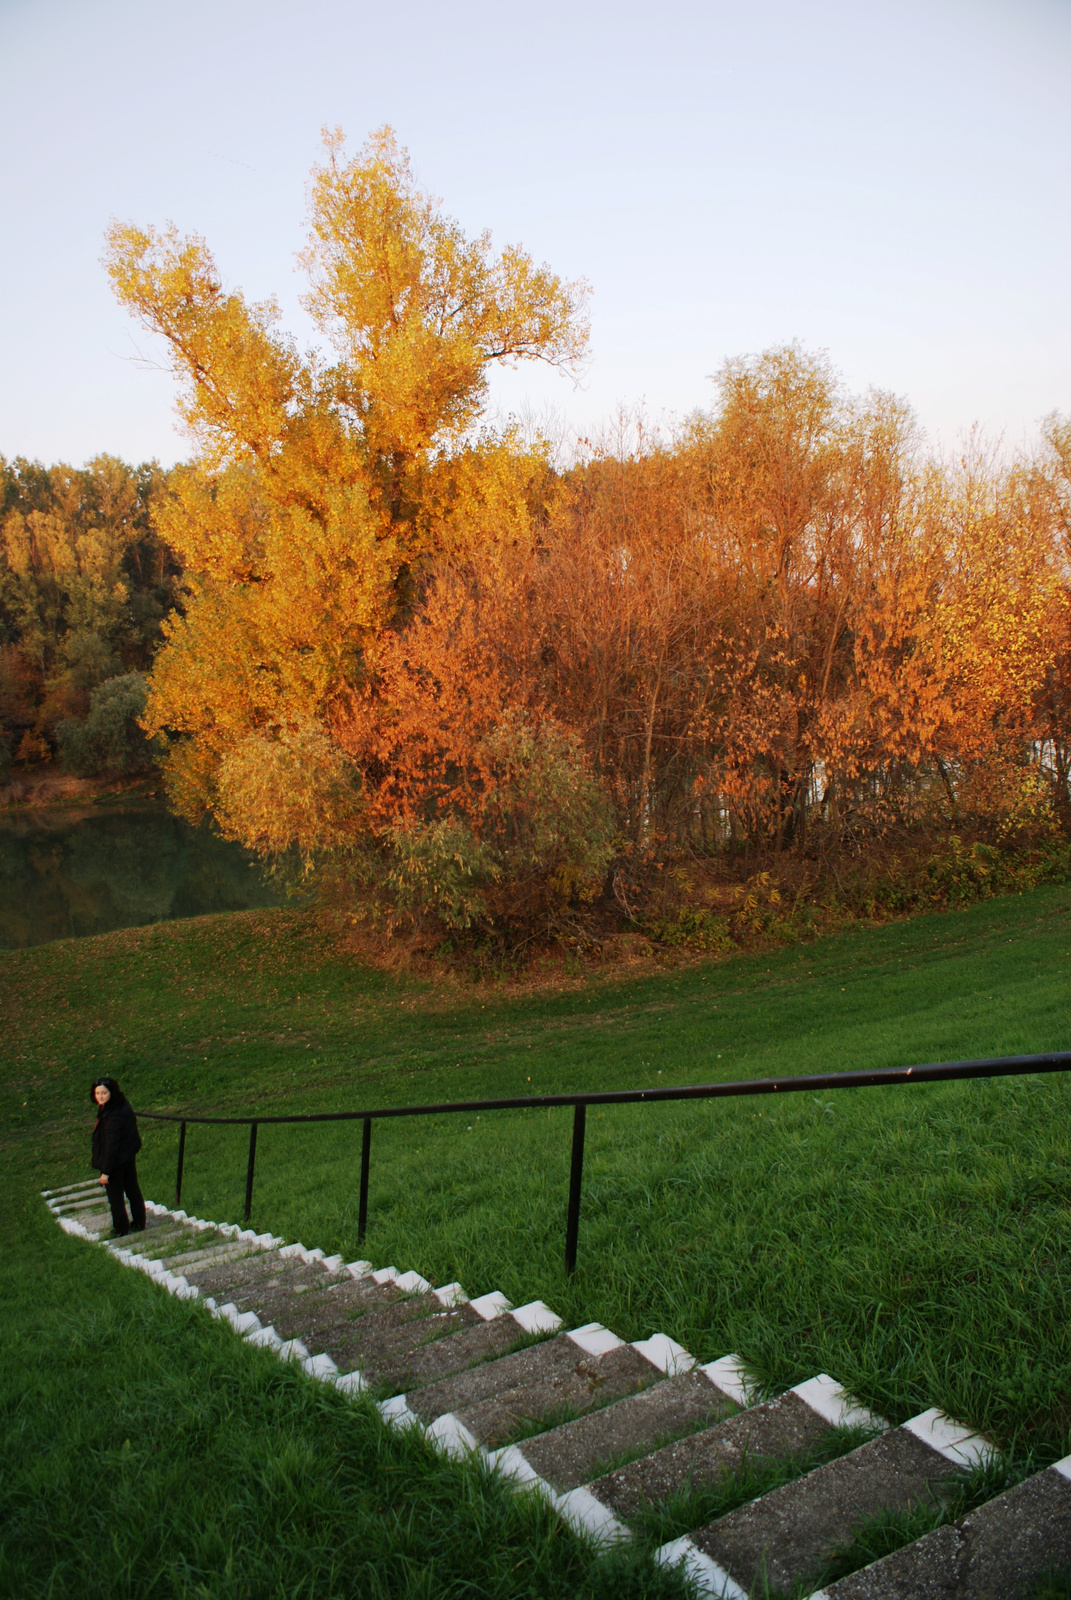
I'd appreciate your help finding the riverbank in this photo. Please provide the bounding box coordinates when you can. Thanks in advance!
[0,799,284,950]
[0,764,156,810]
[0,763,157,810]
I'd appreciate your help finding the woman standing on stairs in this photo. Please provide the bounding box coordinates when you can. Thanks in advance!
[91,1078,145,1237]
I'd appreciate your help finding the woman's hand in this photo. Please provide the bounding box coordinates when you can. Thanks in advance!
[99,1174,108,1186]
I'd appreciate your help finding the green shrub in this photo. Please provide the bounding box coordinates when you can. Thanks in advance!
[385,816,499,930]
[647,906,733,952]
[56,672,155,776]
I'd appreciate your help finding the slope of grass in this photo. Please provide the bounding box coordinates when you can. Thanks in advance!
[0,1202,688,1600]
[2,885,1071,1595]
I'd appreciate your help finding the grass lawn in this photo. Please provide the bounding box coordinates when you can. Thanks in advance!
[3,885,1071,1594]
[1,1203,690,1600]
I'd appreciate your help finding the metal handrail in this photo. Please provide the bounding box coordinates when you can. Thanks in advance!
[136,1050,1071,1273]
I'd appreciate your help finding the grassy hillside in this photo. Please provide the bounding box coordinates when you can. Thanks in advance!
[5,885,1071,1445]
[2,887,1070,1595]
[0,1204,688,1600]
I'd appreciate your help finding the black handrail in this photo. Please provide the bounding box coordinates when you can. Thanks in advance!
[136,1050,1071,1273]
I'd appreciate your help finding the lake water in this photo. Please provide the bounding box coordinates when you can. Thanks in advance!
[0,803,287,949]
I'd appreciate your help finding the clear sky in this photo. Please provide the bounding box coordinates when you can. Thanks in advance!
[1,0,1068,467]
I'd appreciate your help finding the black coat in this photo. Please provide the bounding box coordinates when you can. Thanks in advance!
[92,1101,142,1174]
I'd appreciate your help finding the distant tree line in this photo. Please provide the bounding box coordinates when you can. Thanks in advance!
[0,454,181,778]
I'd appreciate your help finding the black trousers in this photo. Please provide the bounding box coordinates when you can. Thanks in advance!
[105,1160,145,1235]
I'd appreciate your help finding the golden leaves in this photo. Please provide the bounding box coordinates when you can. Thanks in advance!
[300,126,588,460]
[106,127,1071,891]
[106,128,586,858]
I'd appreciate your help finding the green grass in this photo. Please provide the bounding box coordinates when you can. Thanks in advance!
[1033,1575,1071,1599]
[4,884,1071,1593]
[0,1205,690,1599]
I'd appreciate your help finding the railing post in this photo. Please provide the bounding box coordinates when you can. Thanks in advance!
[244,1122,258,1223]
[175,1120,187,1209]
[565,1102,586,1275]
[358,1116,372,1243]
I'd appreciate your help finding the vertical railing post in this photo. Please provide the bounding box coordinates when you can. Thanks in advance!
[565,1102,586,1275]
[174,1119,187,1209]
[244,1122,258,1223]
[357,1116,372,1243]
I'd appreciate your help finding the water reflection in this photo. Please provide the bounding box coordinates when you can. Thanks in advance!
[0,804,286,948]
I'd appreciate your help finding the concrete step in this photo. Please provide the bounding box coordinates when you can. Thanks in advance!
[181,1250,554,1394]
[178,1246,297,1291]
[169,1236,566,1395]
[50,1193,111,1213]
[403,1326,664,1449]
[315,1294,489,1382]
[73,1210,112,1232]
[123,1224,197,1252]
[159,1239,266,1270]
[675,1408,991,1599]
[589,1374,878,1525]
[379,1307,555,1395]
[141,1229,227,1255]
[126,1236,200,1257]
[514,1363,738,1496]
[241,1277,463,1363]
[815,1455,1071,1600]
[78,1214,126,1238]
[139,1224,187,1242]
[184,1254,407,1344]
[181,1248,377,1299]
[135,1221,223,1245]
[161,1235,518,1390]
[340,1295,557,1392]
[43,1180,102,1199]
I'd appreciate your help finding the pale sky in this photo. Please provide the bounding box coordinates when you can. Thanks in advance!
[1,0,1069,467]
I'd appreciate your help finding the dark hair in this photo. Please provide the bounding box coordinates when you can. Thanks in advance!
[90,1077,127,1109]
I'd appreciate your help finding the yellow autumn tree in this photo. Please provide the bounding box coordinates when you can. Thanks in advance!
[105,126,587,831]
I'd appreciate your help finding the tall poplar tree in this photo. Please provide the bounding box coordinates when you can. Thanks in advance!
[106,127,588,839]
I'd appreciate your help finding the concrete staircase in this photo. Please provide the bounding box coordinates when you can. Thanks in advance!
[44,1180,1071,1599]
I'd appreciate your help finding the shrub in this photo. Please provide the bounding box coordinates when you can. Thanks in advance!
[384,817,498,930]
[56,672,155,776]
[346,714,616,941]
[15,730,50,766]
[215,719,364,869]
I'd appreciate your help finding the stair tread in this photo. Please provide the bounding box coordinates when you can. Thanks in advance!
[180,1250,531,1389]
[819,1461,1071,1599]
[692,1424,964,1596]
[291,1295,484,1376]
[336,1301,532,1388]
[589,1387,833,1522]
[384,1314,530,1393]
[157,1240,259,1268]
[184,1256,400,1333]
[125,1225,198,1251]
[517,1367,736,1493]
[181,1249,337,1292]
[406,1333,660,1448]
